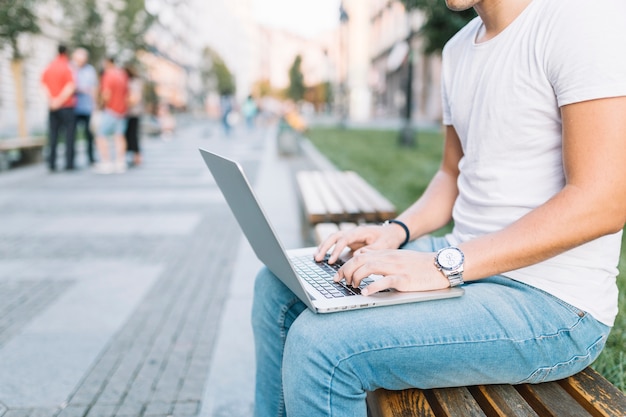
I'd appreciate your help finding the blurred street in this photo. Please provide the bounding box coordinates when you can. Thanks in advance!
[0,118,306,417]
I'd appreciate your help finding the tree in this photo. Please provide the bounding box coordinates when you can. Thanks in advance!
[0,0,41,137]
[287,55,305,102]
[112,0,155,60]
[200,46,235,97]
[59,0,155,64]
[398,0,475,55]
[58,0,106,65]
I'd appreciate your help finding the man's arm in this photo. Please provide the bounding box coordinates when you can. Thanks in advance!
[50,81,75,110]
[395,125,463,240]
[460,96,626,281]
[315,125,462,262]
[338,96,626,293]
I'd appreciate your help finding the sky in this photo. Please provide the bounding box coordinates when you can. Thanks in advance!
[251,0,341,38]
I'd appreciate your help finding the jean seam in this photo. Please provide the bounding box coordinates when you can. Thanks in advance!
[325,320,590,398]
[277,296,303,417]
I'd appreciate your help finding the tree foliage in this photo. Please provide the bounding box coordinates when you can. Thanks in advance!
[399,0,475,55]
[0,0,40,59]
[200,46,236,96]
[58,0,155,64]
[58,0,106,65]
[112,0,155,59]
[287,54,305,102]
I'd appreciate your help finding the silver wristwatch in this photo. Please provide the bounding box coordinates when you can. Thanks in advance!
[434,247,465,287]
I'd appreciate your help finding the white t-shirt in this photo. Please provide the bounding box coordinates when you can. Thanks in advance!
[441,0,626,326]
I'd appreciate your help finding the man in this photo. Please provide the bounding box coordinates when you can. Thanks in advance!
[123,65,143,166]
[251,0,626,416]
[94,57,128,174]
[72,48,98,165]
[41,44,76,172]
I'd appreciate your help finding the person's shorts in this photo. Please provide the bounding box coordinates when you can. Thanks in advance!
[98,110,127,137]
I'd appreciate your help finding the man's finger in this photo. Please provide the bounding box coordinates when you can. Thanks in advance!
[361,275,398,296]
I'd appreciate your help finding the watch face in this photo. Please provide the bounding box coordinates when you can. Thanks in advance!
[437,248,464,270]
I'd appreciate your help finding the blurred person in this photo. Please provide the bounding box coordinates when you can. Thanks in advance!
[94,57,128,174]
[276,100,307,155]
[282,100,307,133]
[220,95,234,136]
[72,47,98,166]
[242,95,258,130]
[157,103,176,140]
[124,65,143,166]
[41,44,76,172]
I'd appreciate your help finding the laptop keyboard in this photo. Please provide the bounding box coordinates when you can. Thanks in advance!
[291,254,375,299]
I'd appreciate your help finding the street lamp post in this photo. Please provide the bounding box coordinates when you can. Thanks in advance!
[398,14,417,147]
[339,2,349,128]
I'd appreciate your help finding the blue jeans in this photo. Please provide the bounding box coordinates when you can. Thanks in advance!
[48,107,76,170]
[251,236,611,417]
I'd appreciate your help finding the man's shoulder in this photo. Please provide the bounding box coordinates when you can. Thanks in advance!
[42,57,72,79]
[442,16,481,57]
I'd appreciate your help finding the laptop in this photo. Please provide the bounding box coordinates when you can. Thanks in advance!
[199,149,464,313]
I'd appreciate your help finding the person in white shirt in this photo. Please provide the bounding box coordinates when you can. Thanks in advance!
[252,1,626,416]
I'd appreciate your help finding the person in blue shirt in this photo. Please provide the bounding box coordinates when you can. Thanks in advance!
[72,48,98,166]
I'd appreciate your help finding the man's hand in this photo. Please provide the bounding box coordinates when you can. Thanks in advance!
[314,223,407,264]
[333,249,451,295]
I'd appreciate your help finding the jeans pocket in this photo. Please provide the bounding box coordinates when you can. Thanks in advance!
[521,334,607,384]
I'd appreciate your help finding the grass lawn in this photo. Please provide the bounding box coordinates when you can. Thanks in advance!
[308,126,626,392]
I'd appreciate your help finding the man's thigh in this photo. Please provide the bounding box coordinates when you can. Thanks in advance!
[285,275,609,390]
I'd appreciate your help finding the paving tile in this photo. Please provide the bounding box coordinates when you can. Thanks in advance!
[0,120,272,416]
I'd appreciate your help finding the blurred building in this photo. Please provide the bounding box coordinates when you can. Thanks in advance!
[339,0,443,124]
[0,1,63,137]
[0,0,446,137]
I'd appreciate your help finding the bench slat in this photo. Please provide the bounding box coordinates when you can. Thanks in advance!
[344,171,396,220]
[309,171,346,222]
[296,172,330,224]
[326,171,380,222]
[469,385,539,417]
[558,367,626,417]
[322,171,363,220]
[0,137,46,151]
[516,382,592,417]
[367,388,436,417]
[429,387,488,417]
[366,367,626,417]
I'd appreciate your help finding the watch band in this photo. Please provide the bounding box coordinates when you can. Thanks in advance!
[383,219,410,248]
[446,270,464,287]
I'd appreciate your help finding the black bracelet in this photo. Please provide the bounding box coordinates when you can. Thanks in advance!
[384,219,410,248]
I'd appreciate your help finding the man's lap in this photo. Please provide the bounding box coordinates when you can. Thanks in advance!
[254,235,610,389]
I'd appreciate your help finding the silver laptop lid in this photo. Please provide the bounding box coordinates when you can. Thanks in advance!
[199,149,315,310]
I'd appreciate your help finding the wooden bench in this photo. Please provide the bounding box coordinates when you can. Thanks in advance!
[296,170,397,243]
[0,136,46,171]
[367,366,626,417]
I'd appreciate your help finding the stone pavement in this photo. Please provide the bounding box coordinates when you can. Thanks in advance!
[0,118,311,417]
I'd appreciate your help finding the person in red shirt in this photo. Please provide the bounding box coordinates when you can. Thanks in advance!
[41,45,76,171]
[94,57,129,174]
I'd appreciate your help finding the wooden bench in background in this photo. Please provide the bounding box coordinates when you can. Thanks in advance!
[367,366,626,417]
[0,136,46,171]
[296,170,396,243]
